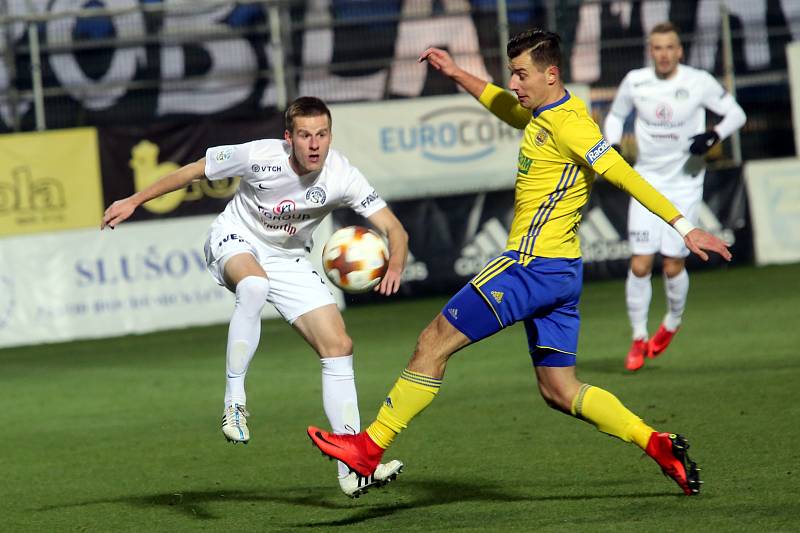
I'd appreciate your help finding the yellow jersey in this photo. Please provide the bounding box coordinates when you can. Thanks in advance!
[478,84,680,260]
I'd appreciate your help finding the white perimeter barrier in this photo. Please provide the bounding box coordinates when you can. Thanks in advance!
[743,158,800,266]
[0,214,340,348]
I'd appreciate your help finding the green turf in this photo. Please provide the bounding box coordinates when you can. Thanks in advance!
[2,264,799,532]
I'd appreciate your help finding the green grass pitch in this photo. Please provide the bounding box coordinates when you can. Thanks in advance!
[2,264,799,532]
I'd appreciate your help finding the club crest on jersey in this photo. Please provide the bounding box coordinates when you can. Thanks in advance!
[214,147,234,162]
[585,138,611,165]
[273,199,296,214]
[534,128,549,146]
[305,186,327,205]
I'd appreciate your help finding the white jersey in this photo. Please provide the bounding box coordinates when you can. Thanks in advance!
[204,139,386,256]
[606,64,741,197]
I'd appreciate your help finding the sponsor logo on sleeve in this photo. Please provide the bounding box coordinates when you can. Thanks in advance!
[359,190,380,209]
[585,138,611,165]
[214,147,234,162]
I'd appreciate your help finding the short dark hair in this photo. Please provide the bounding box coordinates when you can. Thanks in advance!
[507,29,562,70]
[285,96,332,133]
[650,22,681,40]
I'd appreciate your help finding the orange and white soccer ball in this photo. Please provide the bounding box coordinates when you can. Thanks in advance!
[322,226,389,293]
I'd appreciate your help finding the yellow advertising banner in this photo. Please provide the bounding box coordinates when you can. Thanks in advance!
[0,127,103,237]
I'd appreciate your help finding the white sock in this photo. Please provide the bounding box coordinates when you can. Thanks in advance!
[663,269,689,331]
[626,269,652,340]
[321,355,360,478]
[224,276,270,408]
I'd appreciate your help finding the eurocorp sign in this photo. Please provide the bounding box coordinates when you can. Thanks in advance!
[330,94,523,201]
[378,105,520,163]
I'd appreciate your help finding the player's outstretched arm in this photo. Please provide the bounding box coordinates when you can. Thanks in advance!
[671,216,732,262]
[101,158,206,230]
[418,47,489,100]
[366,207,408,296]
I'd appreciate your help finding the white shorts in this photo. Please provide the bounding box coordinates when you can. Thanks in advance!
[627,194,700,258]
[204,217,336,323]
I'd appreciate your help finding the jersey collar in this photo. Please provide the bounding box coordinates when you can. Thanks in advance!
[533,89,571,118]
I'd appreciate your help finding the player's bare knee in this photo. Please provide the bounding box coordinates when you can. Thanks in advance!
[630,261,652,278]
[662,259,685,278]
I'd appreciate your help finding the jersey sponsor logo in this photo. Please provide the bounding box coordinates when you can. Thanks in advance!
[585,138,611,165]
[273,199,296,215]
[655,103,673,122]
[251,163,282,173]
[263,221,297,236]
[257,205,310,222]
[518,151,532,174]
[534,128,549,146]
[491,290,504,303]
[305,186,327,205]
[218,233,250,246]
[628,230,650,243]
[360,190,380,209]
[214,147,234,162]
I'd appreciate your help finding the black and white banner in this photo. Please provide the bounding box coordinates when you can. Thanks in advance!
[334,167,750,300]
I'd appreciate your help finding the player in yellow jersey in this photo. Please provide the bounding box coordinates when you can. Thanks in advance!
[307,30,731,496]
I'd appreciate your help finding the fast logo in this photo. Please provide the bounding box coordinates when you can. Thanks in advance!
[585,138,611,165]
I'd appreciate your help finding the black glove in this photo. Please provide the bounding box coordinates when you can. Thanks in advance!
[611,143,623,154]
[689,131,720,155]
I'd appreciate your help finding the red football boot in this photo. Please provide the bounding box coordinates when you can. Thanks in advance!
[645,432,702,495]
[648,324,679,358]
[307,426,385,477]
[625,339,649,371]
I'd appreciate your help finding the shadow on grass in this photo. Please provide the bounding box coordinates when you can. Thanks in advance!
[36,478,677,527]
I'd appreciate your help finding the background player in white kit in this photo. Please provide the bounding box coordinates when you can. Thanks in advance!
[604,22,746,371]
[101,97,409,497]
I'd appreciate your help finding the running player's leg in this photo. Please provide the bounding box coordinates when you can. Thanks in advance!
[651,198,696,356]
[626,198,661,369]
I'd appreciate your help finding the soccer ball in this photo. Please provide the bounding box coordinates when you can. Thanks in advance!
[322,226,388,293]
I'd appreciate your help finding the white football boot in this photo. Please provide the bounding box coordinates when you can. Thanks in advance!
[221,404,250,443]
[338,459,404,498]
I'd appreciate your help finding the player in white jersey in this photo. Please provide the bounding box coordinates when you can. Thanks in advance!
[101,97,408,497]
[604,22,746,371]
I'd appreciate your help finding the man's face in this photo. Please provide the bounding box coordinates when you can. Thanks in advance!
[507,52,551,110]
[649,31,683,78]
[285,114,331,174]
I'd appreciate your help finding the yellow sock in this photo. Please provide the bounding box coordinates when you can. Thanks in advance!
[366,369,441,449]
[571,384,654,450]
